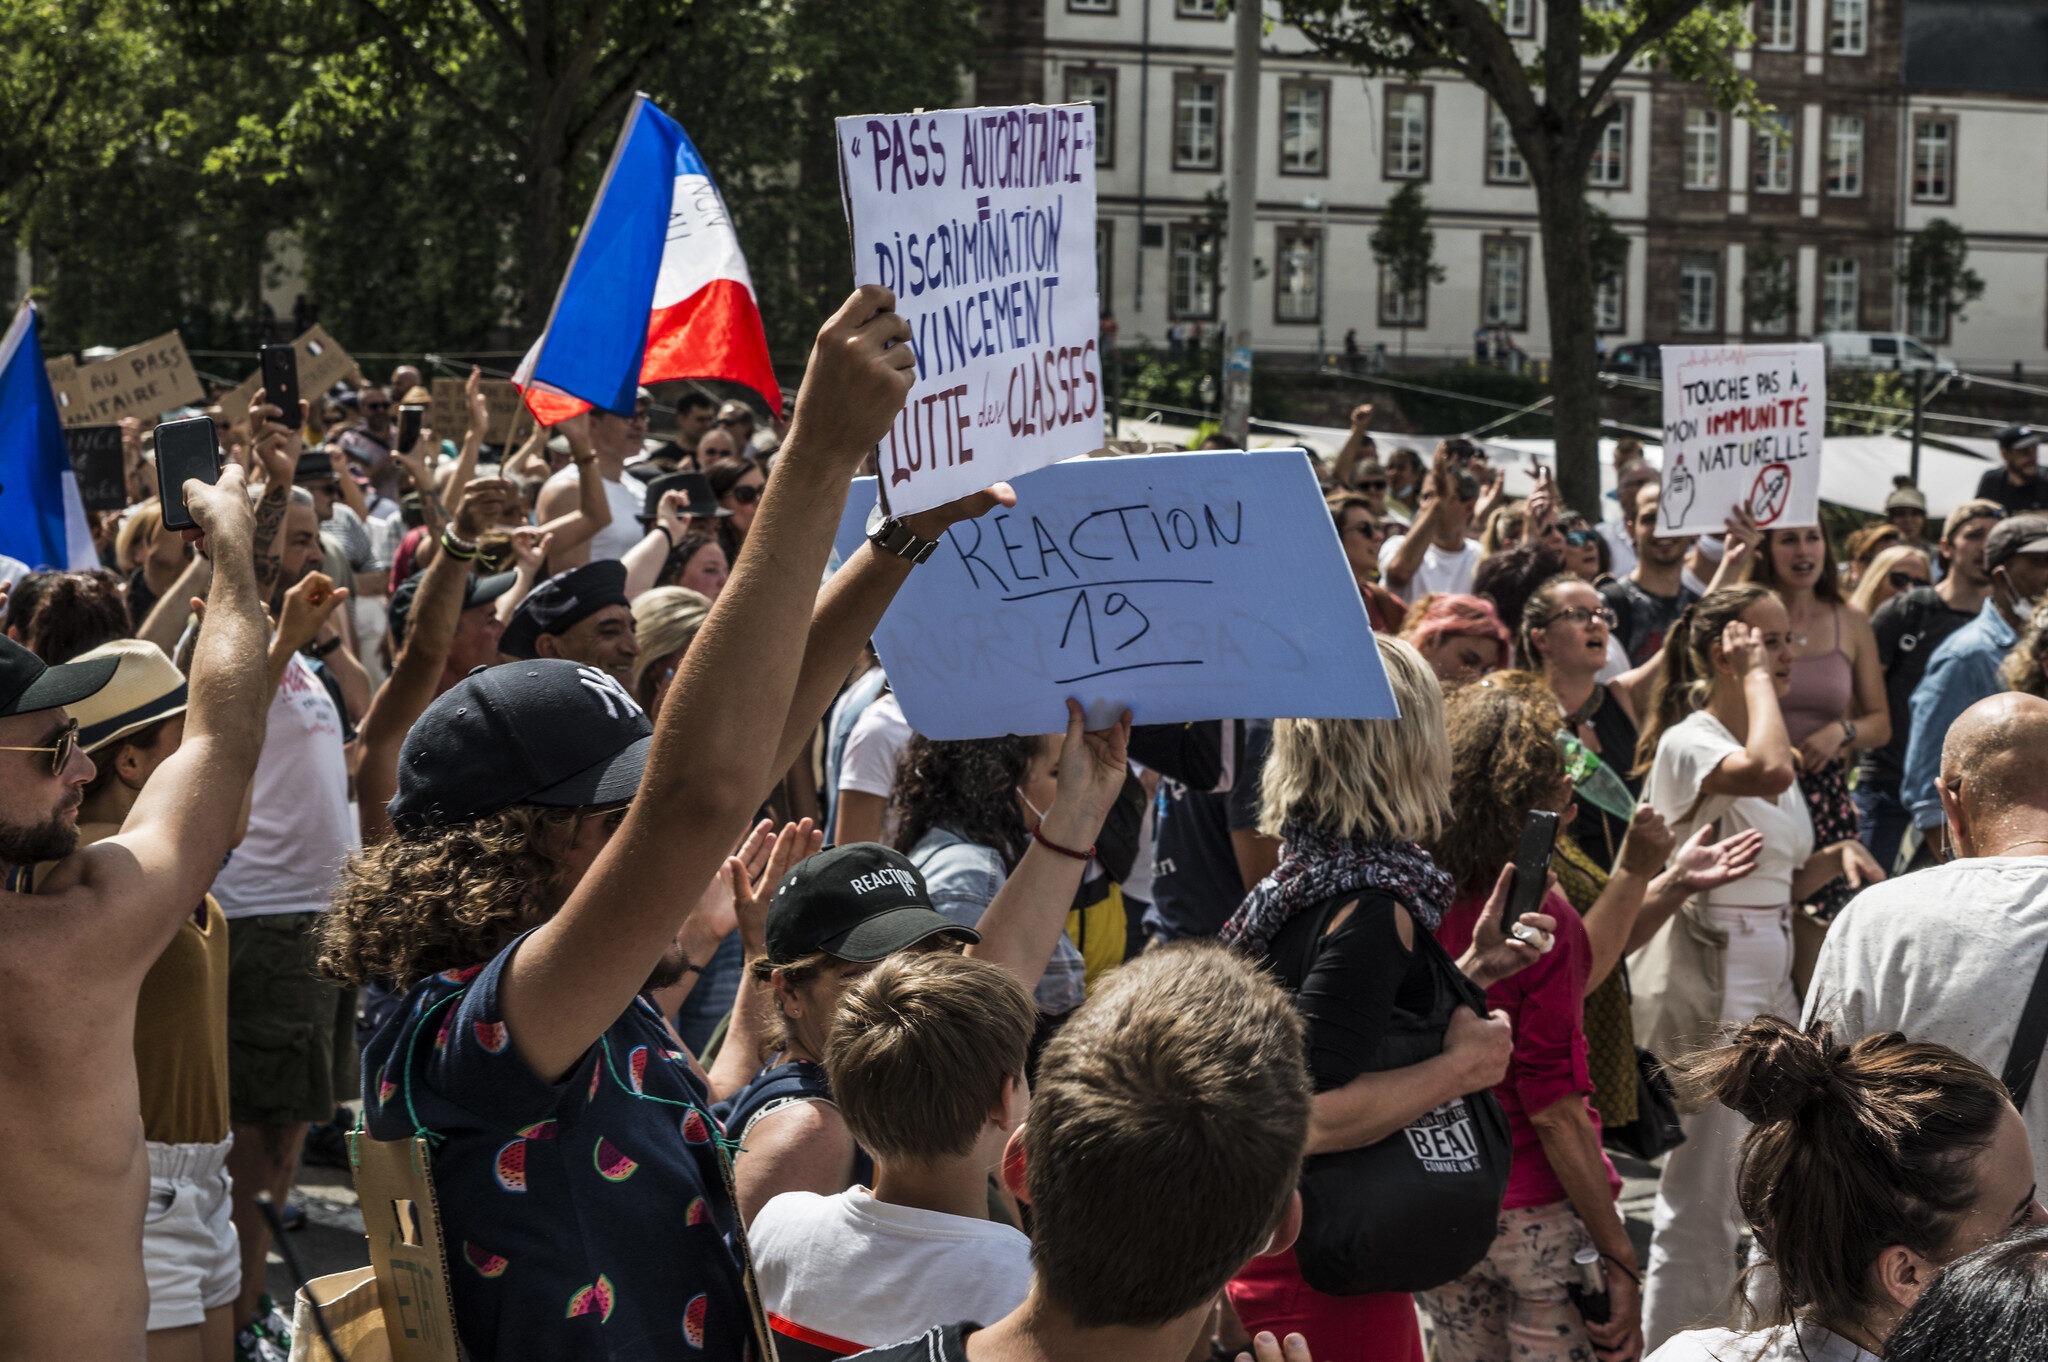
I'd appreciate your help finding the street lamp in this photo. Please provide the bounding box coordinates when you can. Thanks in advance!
[1302,195,1329,367]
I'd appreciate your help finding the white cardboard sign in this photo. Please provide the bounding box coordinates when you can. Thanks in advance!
[1657,343,1824,536]
[836,103,1103,517]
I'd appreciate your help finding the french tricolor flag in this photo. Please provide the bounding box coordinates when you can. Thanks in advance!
[516,96,780,424]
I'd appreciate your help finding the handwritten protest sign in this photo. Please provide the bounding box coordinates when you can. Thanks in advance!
[1657,343,1824,536]
[831,449,1396,740]
[60,333,203,427]
[428,377,525,444]
[64,425,128,512]
[836,103,1102,517]
[44,355,78,421]
[218,325,364,424]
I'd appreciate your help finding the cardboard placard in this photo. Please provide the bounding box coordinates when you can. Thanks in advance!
[64,425,128,512]
[44,355,78,422]
[1657,343,1824,535]
[349,1130,461,1362]
[833,449,1397,739]
[59,332,203,427]
[427,377,525,444]
[835,103,1103,516]
[218,325,365,424]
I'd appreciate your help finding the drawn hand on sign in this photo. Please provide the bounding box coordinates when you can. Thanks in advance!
[1747,462,1793,527]
[1664,457,1697,531]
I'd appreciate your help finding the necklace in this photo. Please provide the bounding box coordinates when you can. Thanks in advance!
[1990,839,2048,857]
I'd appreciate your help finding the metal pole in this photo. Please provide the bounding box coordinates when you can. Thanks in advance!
[1134,0,1152,317]
[1306,196,1327,368]
[1910,365,1928,484]
[1221,0,1261,446]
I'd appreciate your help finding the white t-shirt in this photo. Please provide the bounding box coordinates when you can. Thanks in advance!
[749,1187,1032,1353]
[1805,857,2048,1175]
[542,466,644,563]
[1644,710,1812,907]
[837,692,914,843]
[213,654,357,920]
[1648,1324,1875,1362]
[1378,535,1482,603]
[1598,519,1637,580]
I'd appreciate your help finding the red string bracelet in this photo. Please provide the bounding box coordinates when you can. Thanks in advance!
[1031,821,1095,861]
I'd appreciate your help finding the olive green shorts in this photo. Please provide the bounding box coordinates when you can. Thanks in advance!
[227,912,359,1127]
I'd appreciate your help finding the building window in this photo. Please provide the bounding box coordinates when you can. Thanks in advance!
[1065,69,1116,168]
[1913,116,1956,203]
[1482,237,1529,328]
[1909,292,1948,343]
[1280,81,1329,176]
[1680,254,1719,333]
[1170,226,1216,319]
[1486,104,1528,184]
[1173,75,1222,170]
[1684,110,1722,190]
[1095,220,1113,314]
[1748,256,1794,336]
[1590,103,1629,188]
[1068,0,1116,11]
[1595,256,1627,333]
[1755,0,1798,50]
[1500,0,1533,36]
[1276,230,1322,323]
[1822,256,1860,330]
[1379,267,1426,326]
[1753,113,1794,193]
[1177,0,1221,16]
[1383,86,1431,180]
[1829,0,1868,53]
[1825,113,1864,195]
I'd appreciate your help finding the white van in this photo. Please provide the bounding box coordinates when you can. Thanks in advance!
[1817,331,1958,374]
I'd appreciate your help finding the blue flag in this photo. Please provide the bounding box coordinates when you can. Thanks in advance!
[0,303,94,570]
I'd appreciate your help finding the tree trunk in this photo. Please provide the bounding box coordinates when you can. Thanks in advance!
[1534,173,1602,517]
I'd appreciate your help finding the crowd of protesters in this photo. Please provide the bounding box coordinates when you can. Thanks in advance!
[8,294,2048,1362]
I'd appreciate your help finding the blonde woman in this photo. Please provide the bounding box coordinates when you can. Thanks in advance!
[628,586,710,717]
[1220,635,1553,1362]
[1630,584,1885,1347]
[1846,543,1932,619]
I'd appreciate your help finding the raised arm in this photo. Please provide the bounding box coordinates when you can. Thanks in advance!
[502,286,915,1083]
[622,490,691,599]
[82,468,269,948]
[531,415,604,564]
[1382,460,1449,591]
[1700,620,1797,797]
[964,701,1131,994]
[1331,404,1372,489]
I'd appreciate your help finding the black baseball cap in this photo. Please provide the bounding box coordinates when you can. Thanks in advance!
[1986,514,2048,570]
[388,570,516,650]
[0,634,117,719]
[1999,425,2041,451]
[294,449,340,484]
[501,560,631,660]
[764,843,977,965]
[640,470,731,524]
[388,659,651,835]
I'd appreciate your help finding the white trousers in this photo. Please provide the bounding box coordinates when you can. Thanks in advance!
[1641,904,1799,1351]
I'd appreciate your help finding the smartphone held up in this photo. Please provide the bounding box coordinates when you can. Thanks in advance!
[1503,809,1560,937]
[154,415,223,533]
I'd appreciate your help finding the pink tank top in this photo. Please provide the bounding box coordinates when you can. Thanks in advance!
[1782,608,1854,745]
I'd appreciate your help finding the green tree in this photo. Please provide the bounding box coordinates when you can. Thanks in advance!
[1744,227,1796,336]
[1586,201,1628,330]
[1280,0,1758,514]
[1369,182,1444,357]
[1901,218,1984,342]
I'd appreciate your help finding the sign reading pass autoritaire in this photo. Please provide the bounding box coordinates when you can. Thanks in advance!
[836,103,1103,517]
[1656,343,1824,537]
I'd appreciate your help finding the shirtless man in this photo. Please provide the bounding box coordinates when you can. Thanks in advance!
[0,464,268,1361]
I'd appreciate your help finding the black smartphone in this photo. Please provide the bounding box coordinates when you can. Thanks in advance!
[155,415,223,533]
[397,404,425,452]
[1503,809,1561,935]
[258,343,301,428]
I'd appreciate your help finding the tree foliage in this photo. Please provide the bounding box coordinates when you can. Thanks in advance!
[2,0,980,363]
[1745,227,1796,334]
[1902,218,1984,331]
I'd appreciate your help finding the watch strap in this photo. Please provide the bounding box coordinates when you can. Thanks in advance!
[869,517,939,565]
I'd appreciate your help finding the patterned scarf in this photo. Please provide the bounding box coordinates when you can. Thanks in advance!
[1220,822,1455,958]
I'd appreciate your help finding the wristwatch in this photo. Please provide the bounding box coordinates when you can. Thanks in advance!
[866,503,939,565]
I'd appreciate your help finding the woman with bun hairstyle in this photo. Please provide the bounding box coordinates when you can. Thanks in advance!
[1646,1017,2044,1361]
[1630,585,1885,1347]
[1886,1227,2048,1362]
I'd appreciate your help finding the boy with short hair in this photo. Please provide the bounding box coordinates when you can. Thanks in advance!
[749,952,1036,1359]
[850,942,1315,1362]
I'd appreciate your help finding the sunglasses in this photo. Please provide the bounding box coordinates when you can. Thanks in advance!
[1357,479,1389,491]
[1542,606,1617,629]
[362,401,391,412]
[726,483,762,506]
[0,717,79,776]
[1564,529,1594,547]
[1888,570,1930,591]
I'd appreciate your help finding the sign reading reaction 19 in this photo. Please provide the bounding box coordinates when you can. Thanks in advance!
[836,103,1105,517]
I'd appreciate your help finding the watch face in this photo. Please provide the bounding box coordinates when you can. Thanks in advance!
[866,501,889,537]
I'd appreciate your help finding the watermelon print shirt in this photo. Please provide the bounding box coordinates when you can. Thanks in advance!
[362,929,747,1362]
